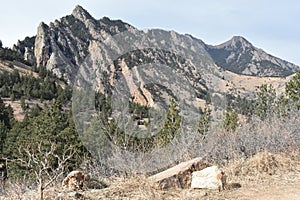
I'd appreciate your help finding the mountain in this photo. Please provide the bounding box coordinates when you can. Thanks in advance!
[14,5,135,82]
[14,6,299,80]
[12,5,299,109]
[205,36,299,77]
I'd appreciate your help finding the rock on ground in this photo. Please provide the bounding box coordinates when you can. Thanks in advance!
[191,165,222,190]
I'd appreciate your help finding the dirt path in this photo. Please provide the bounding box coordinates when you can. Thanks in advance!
[82,176,300,200]
[220,183,300,200]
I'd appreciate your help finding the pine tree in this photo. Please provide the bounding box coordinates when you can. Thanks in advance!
[157,99,181,146]
[0,97,11,127]
[0,97,12,156]
[4,101,87,179]
[198,106,211,140]
[286,71,300,105]
[223,109,238,132]
[0,121,8,155]
[20,97,26,111]
[254,84,276,120]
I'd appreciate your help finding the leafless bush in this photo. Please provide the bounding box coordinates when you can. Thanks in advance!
[81,111,299,178]
[202,110,300,166]
[1,143,76,200]
[75,102,300,182]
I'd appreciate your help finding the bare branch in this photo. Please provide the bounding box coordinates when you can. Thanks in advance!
[12,141,77,200]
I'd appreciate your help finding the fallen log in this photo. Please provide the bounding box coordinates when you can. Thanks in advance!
[148,157,210,189]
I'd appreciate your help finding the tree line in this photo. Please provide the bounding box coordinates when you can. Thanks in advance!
[0,69,72,103]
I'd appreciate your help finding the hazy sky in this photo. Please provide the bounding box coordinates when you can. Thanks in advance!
[0,0,299,65]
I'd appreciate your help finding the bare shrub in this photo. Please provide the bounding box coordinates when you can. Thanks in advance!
[82,108,300,178]
[1,143,76,200]
[202,110,300,167]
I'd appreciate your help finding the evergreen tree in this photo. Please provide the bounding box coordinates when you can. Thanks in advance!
[10,93,15,101]
[198,106,211,140]
[3,101,88,179]
[0,121,8,155]
[157,99,181,146]
[223,109,238,132]
[0,97,11,128]
[286,71,300,104]
[254,84,276,120]
[0,97,13,156]
[20,97,26,111]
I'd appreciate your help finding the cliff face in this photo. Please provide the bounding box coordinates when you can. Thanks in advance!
[72,28,217,109]
[27,5,134,82]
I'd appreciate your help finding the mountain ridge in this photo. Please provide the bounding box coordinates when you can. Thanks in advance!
[205,36,299,77]
[14,6,299,80]
[10,5,299,109]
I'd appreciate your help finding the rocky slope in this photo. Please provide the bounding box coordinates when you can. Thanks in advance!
[13,5,299,108]
[205,36,299,77]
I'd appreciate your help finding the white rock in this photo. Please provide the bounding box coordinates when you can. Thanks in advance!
[191,165,221,189]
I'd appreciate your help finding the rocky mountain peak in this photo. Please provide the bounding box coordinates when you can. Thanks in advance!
[72,5,94,22]
[206,35,299,77]
[37,22,49,33]
[218,36,253,50]
[231,36,250,43]
[34,22,51,67]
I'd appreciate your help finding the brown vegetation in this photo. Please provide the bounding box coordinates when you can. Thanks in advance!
[1,112,299,199]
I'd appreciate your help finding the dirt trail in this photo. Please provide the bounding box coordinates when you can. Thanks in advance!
[219,183,300,200]
[82,174,300,200]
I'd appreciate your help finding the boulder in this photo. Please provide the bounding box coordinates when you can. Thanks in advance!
[62,171,90,191]
[191,165,223,190]
[148,157,209,189]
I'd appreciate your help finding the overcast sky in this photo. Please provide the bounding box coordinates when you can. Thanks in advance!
[0,0,299,65]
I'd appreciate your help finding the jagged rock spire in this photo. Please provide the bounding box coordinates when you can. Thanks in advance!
[72,5,94,22]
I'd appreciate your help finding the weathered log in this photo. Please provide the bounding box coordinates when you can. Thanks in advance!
[148,157,210,189]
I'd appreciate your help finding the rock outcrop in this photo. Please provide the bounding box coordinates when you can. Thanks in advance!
[25,5,135,83]
[206,36,299,77]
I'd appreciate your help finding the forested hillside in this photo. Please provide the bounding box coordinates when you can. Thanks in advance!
[0,45,88,183]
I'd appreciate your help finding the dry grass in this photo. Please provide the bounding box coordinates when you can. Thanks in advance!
[0,61,38,78]
[83,175,208,200]
[0,181,63,200]
[227,151,300,178]
[3,99,25,121]
[82,151,300,200]
[224,151,300,186]
[222,70,292,95]
[1,150,299,199]
[3,98,49,121]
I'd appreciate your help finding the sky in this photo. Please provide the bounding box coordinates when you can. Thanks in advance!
[0,0,299,65]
